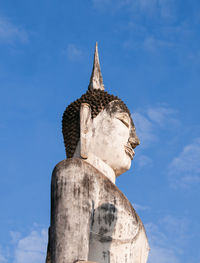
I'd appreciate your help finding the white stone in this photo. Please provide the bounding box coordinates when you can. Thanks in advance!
[46,44,149,263]
[49,159,149,263]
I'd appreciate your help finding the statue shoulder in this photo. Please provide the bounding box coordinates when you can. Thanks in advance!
[51,158,108,194]
[52,158,103,178]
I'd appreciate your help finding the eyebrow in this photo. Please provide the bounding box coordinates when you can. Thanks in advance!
[114,112,130,118]
[115,113,130,127]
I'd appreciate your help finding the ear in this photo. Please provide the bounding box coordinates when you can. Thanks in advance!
[80,103,92,159]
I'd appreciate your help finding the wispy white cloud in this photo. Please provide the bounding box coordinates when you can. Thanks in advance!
[133,111,156,147]
[133,106,179,147]
[148,245,180,263]
[0,246,7,263]
[146,222,168,247]
[147,107,178,127]
[92,0,196,55]
[132,105,179,172]
[146,215,189,263]
[134,106,200,190]
[147,107,168,123]
[125,34,176,52]
[159,215,188,239]
[133,203,150,211]
[66,44,83,61]
[136,154,153,168]
[93,0,178,22]
[93,0,111,9]
[13,228,48,263]
[134,0,178,21]
[168,137,200,188]
[0,227,48,263]
[143,36,176,51]
[93,0,130,12]
[0,16,28,44]
[10,231,21,244]
[0,245,10,263]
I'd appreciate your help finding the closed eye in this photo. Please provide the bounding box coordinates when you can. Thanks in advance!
[116,117,129,128]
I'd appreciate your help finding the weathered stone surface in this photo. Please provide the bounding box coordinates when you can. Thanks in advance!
[88,42,104,91]
[46,44,150,263]
[48,158,149,263]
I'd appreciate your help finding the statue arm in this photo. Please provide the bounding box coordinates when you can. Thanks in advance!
[49,162,94,263]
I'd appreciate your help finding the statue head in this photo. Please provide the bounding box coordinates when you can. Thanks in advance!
[62,43,140,178]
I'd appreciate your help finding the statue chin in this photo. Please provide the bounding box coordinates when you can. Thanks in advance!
[113,155,132,177]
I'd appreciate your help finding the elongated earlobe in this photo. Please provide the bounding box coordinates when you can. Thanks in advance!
[80,103,92,159]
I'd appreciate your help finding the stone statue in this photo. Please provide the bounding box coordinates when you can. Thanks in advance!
[46,43,149,263]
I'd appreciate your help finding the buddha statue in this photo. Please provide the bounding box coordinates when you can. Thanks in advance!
[46,43,149,263]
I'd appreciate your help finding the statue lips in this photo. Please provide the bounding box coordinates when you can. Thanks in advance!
[124,144,135,160]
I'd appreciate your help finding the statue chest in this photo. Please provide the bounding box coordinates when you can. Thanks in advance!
[50,159,149,263]
[88,178,148,263]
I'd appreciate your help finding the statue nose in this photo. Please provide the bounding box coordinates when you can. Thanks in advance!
[129,135,140,149]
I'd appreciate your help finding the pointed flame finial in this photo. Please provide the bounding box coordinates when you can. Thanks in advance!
[88,42,104,91]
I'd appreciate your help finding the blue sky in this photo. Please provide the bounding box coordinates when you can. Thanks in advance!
[0,0,200,262]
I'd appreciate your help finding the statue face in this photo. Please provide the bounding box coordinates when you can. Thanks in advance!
[88,101,140,176]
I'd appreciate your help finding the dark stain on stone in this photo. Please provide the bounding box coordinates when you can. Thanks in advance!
[102,250,111,262]
[108,250,110,263]
[98,226,108,235]
[101,203,116,213]
[73,184,81,198]
[98,212,102,225]
[91,200,95,227]
[82,174,90,197]
[78,186,80,196]
[103,251,106,261]
[100,203,117,226]
[105,100,126,116]
[103,213,114,226]
[103,180,117,199]
[82,205,90,213]
[99,235,112,243]
[125,253,127,263]
[92,127,96,137]
[73,184,76,197]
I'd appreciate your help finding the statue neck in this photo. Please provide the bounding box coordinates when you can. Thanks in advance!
[72,142,116,184]
[84,153,116,184]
